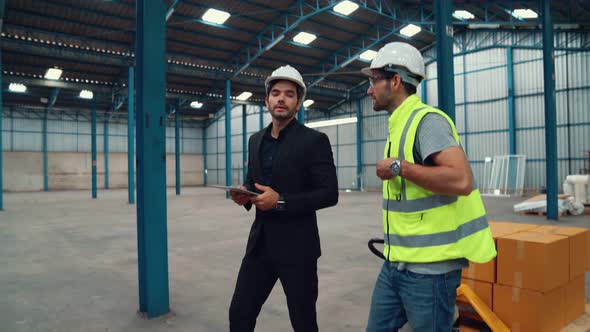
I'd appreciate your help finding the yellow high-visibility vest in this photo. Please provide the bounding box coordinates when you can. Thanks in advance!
[382,95,496,264]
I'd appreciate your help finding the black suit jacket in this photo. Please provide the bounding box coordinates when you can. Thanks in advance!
[242,120,338,264]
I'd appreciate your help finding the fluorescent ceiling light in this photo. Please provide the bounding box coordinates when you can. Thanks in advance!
[236,91,252,101]
[202,8,231,24]
[511,9,538,19]
[453,10,474,20]
[190,101,203,109]
[79,90,94,99]
[359,49,378,62]
[468,23,500,29]
[306,117,357,128]
[44,67,62,80]
[400,24,421,37]
[334,1,359,16]
[8,83,27,93]
[293,32,317,45]
[303,99,314,108]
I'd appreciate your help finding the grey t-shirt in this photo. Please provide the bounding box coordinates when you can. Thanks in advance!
[398,113,469,275]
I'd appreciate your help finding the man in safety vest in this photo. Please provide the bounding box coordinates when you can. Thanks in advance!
[363,42,496,332]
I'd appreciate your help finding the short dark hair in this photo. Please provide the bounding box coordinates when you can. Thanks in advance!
[266,80,304,102]
[377,70,417,96]
[402,81,417,95]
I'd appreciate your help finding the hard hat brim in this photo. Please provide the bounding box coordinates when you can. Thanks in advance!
[361,67,372,76]
[265,76,305,91]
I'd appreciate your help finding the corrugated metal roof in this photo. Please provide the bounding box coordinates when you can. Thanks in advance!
[2,0,589,122]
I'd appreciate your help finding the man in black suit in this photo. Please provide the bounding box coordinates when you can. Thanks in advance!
[228,65,339,332]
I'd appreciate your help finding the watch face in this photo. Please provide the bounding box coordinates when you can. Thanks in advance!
[390,160,401,176]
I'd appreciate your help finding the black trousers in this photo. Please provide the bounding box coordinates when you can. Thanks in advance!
[229,247,319,332]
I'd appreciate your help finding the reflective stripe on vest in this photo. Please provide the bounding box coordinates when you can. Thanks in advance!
[384,215,488,248]
[396,107,427,201]
[383,195,458,212]
[384,106,458,212]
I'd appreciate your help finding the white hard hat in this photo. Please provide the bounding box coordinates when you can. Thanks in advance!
[361,42,426,86]
[265,65,306,100]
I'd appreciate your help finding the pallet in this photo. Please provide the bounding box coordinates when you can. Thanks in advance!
[519,210,568,217]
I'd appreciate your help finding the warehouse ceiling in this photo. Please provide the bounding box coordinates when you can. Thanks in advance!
[2,0,590,122]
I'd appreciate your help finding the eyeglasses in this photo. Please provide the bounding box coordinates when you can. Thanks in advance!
[368,75,390,87]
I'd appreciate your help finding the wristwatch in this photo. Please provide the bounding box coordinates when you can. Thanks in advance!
[389,159,402,177]
[276,194,286,211]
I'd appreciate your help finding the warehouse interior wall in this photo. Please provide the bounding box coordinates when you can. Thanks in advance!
[2,107,204,192]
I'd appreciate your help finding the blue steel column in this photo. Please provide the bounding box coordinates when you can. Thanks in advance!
[225,80,232,190]
[259,105,263,130]
[43,109,48,192]
[462,55,469,157]
[0,50,3,210]
[542,0,558,220]
[203,123,207,186]
[420,80,427,102]
[298,104,305,124]
[434,0,456,121]
[91,101,97,199]
[128,66,135,204]
[104,120,109,189]
[507,47,516,155]
[0,0,4,209]
[136,0,169,317]
[242,104,247,182]
[175,110,180,195]
[356,99,363,191]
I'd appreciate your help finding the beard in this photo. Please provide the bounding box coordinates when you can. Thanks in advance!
[270,104,297,120]
[371,90,393,112]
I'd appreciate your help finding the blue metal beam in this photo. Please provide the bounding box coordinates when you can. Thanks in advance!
[230,1,338,78]
[175,109,181,195]
[3,28,349,97]
[91,100,97,199]
[225,79,231,192]
[307,20,422,89]
[43,88,60,192]
[541,0,558,220]
[0,0,5,32]
[462,54,468,157]
[203,123,207,186]
[104,120,109,190]
[166,0,182,22]
[128,66,135,205]
[259,105,264,130]
[507,47,516,155]
[435,0,456,121]
[135,0,170,317]
[0,48,3,210]
[356,98,362,191]
[242,104,247,183]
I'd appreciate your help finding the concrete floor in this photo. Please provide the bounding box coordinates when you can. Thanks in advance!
[1,188,589,332]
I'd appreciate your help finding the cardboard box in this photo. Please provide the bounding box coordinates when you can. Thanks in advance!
[461,278,493,308]
[529,225,589,280]
[497,231,569,292]
[565,275,586,323]
[458,278,493,322]
[462,222,539,283]
[493,284,565,332]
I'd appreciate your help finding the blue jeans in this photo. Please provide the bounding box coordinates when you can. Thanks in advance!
[366,262,461,332]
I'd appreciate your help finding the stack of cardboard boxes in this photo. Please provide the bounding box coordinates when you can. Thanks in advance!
[459,221,589,332]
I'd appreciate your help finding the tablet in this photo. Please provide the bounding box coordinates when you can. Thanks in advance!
[209,185,260,196]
